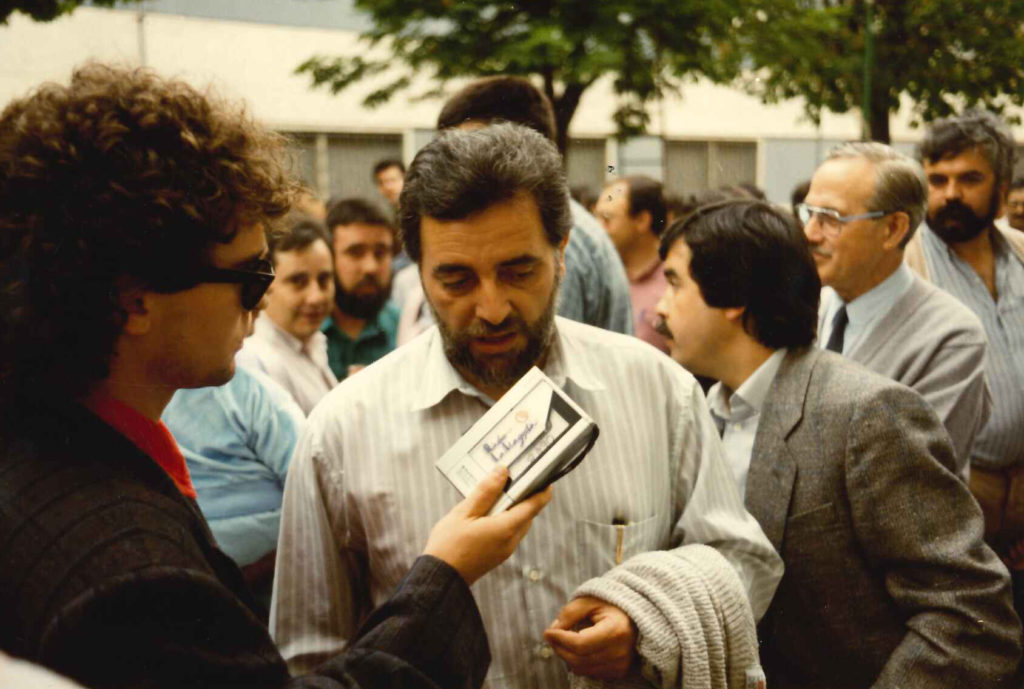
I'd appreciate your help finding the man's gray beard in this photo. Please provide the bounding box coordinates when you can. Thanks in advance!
[427,273,561,393]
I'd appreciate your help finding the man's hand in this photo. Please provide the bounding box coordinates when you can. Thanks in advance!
[544,597,638,680]
[423,465,552,586]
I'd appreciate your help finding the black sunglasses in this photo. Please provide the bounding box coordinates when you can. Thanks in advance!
[192,258,276,311]
[152,258,275,311]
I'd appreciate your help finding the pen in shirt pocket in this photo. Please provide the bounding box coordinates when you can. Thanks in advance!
[612,516,627,565]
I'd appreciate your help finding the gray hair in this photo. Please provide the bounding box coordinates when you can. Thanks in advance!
[918,109,1016,189]
[827,141,928,245]
[398,122,572,262]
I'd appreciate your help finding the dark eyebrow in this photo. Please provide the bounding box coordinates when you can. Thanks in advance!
[499,255,541,269]
[432,263,473,278]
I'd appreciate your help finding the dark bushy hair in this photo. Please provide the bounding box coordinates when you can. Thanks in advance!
[659,200,820,349]
[624,175,667,236]
[918,109,1016,188]
[437,76,557,142]
[399,123,571,263]
[326,197,394,233]
[0,63,296,399]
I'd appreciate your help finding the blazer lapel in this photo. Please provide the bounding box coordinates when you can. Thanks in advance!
[745,348,815,552]
[845,275,929,365]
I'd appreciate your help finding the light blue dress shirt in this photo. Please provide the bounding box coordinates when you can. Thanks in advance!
[819,262,915,355]
[707,349,788,499]
[162,365,304,566]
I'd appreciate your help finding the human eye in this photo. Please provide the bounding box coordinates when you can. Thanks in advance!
[439,272,474,293]
[288,274,309,289]
[927,174,948,187]
[501,266,536,284]
[960,172,985,185]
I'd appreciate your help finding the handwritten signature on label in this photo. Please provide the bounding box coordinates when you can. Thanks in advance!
[482,420,538,463]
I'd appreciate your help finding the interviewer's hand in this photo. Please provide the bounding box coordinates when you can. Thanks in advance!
[423,465,552,585]
[544,596,638,679]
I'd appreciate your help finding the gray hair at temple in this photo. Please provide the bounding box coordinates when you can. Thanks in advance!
[918,109,1017,190]
[398,122,572,263]
[827,141,928,245]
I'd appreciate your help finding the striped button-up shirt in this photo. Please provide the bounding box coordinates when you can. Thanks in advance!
[920,226,1024,470]
[270,317,782,689]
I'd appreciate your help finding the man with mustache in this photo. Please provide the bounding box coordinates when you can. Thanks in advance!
[271,123,783,688]
[906,110,1024,573]
[654,199,1020,688]
[238,213,339,415]
[801,142,989,479]
[321,198,400,380]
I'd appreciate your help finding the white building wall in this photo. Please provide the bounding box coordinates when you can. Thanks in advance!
[2,6,1021,204]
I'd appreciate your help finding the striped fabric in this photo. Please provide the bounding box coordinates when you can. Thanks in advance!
[270,317,783,689]
[920,226,1024,470]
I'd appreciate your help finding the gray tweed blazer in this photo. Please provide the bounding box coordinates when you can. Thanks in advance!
[746,347,1020,689]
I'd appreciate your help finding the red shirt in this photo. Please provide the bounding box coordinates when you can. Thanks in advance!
[83,393,197,499]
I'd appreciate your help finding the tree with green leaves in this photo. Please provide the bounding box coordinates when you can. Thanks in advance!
[297,0,746,153]
[737,0,1024,143]
[1,1,141,24]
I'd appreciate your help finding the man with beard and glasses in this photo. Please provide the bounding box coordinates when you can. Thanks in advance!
[801,142,989,480]
[907,111,1024,577]
[271,123,783,688]
[238,213,339,415]
[321,198,400,380]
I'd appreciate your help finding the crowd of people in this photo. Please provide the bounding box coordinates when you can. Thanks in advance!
[1,62,1023,689]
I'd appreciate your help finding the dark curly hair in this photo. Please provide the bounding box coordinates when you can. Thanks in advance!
[0,63,297,401]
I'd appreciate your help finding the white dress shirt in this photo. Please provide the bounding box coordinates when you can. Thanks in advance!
[707,349,787,498]
[818,262,915,354]
[236,314,338,415]
[270,317,783,689]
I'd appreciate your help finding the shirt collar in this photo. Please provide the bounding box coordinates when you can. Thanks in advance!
[322,310,388,344]
[845,261,914,326]
[708,348,787,424]
[255,313,305,354]
[633,257,664,284]
[408,317,606,412]
[83,391,197,498]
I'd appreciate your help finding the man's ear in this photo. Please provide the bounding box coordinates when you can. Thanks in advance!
[557,230,571,276]
[882,211,911,251]
[634,210,653,236]
[723,305,745,323]
[997,182,1010,219]
[118,281,153,336]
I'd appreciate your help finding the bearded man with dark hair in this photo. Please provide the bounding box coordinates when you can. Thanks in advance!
[0,63,549,689]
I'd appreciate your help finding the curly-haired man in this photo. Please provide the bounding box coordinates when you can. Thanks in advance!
[0,64,548,689]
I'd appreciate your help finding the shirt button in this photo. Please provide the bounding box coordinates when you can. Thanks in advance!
[528,568,543,582]
[538,645,553,659]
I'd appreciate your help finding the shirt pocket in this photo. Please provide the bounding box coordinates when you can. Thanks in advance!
[575,514,661,583]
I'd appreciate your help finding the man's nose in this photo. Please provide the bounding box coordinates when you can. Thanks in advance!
[940,179,963,201]
[474,279,512,325]
[803,216,823,244]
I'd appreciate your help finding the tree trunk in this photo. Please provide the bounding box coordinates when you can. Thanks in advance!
[869,102,891,144]
[549,81,586,158]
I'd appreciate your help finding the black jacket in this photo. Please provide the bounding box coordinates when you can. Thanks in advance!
[0,397,489,689]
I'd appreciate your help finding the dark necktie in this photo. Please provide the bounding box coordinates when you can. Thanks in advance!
[825,305,848,353]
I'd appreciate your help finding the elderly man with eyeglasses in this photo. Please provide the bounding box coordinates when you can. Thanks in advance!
[799,141,990,480]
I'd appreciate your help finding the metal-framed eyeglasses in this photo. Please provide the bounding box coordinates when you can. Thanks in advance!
[154,258,276,311]
[795,203,894,237]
